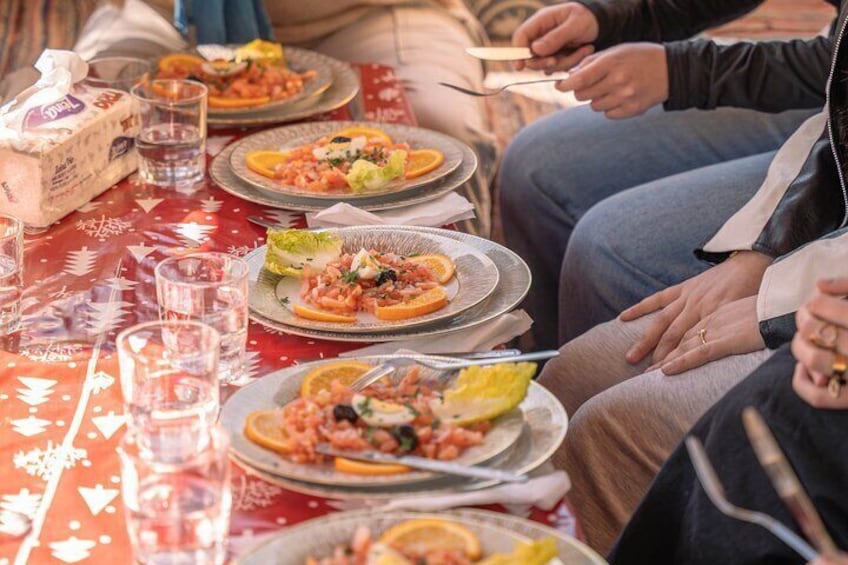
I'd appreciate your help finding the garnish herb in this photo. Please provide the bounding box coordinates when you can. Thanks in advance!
[279,296,290,306]
[356,396,374,417]
[341,269,359,284]
[403,402,420,417]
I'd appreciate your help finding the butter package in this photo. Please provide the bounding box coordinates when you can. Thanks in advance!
[0,50,138,229]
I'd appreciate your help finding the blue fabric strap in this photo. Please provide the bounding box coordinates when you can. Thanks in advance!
[174,0,275,44]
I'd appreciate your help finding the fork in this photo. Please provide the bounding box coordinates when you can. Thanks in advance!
[684,437,817,560]
[438,79,563,97]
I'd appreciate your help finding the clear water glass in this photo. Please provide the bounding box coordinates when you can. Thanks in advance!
[0,215,24,335]
[117,320,221,461]
[155,253,249,385]
[84,57,151,92]
[119,425,231,565]
[131,79,207,190]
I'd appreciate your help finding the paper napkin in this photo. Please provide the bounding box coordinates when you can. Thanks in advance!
[340,310,533,357]
[305,192,475,228]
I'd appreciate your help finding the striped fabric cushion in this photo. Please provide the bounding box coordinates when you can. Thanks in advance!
[0,0,102,80]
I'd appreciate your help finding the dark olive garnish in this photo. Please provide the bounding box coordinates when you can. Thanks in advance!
[333,404,358,424]
[376,269,398,286]
[330,136,352,144]
[392,424,418,452]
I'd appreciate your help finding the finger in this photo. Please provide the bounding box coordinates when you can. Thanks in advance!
[817,276,848,295]
[512,9,556,48]
[626,299,685,364]
[531,14,584,56]
[792,364,848,409]
[653,333,700,370]
[534,45,595,73]
[661,338,726,375]
[653,307,700,363]
[620,285,682,322]
[805,293,848,331]
[555,57,608,93]
[791,332,837,375]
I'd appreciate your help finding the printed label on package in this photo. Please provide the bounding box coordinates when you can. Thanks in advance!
[23,95,86,130]
[109,136,135,162]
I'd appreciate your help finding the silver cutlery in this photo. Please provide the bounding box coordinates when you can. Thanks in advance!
[438,79,563,97]
[742,407,840,558]
[299,349,521,365]
[316,443,529,483]
[685,436,817,560]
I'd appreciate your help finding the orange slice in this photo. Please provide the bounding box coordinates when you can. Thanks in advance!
[334,457,410,475]
[405,149,445,179]
[244,409,292,454]
[375,287,448,321]
[293,303,357,324]
[158,53,204,73]
[330,126,393,144]
[407,254,455,284]
[208,95,271,109]
[300,360,373,398]
[379,518,482,559]
[246,150,290,178]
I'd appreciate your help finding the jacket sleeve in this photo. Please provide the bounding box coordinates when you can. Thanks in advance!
[572,0,765,49]
[664,37,832,111]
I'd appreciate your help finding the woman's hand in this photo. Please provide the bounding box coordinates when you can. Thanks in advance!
[554,43,668,119]
[808,553,848,565]
[651,296,764,375]
[512,3,599,72]
[791,277,848,409]
[620,251,773,365]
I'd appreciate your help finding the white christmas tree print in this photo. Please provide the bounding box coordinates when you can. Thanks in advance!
[91,412,126,439]
[104,276,137,292]
[175,222,215,247]
[201,197,223,213]
[89,371,115,394]
[1,489,42,520]
[75,201,102,214]
[63,247,97,277]
[0,511,30,536]
[135,197,163,213]
[86,300,133,335]
[16,377,57,406]
[76,215,131,241]
[10,416,52,437]
[227,244,251,257]
[14,441,87,481]
[232,476,283,511]
[49,537,97,564]
[78,484,119,516]
[20,342,82,363]
[127,244,155,263]
[260,209,298,227]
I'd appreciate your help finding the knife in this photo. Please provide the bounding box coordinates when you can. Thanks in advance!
[465,47,533,61]
[742,407,840,558]
[316,443,528,483]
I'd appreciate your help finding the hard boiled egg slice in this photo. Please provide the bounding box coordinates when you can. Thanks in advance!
[352,394,416,427]
[366,543,413,565]
[201,60,247,77]
[350,248,381,280]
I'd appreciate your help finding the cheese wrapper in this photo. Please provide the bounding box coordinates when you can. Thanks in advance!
[0,50,138,228]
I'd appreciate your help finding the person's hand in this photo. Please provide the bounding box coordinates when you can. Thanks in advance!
[512,3,599,72]
[791,277,848,409]
[651,296,764,375]
[620,251,773,365]
[807,553,848,565]
[554,43,668,119]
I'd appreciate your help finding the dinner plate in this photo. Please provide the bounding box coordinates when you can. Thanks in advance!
[245,227,530,342]
[235,509,606,565]
[208,55,359,127]
[208,140,477,212]
[228,121,467,200]
[206,47,334,116]
[248,227,500,333]
[220,357,526,487]
[230,362,567,500]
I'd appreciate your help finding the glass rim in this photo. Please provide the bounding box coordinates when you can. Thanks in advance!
[116,319,221,353]
[130,78,208,105]
[84,56,151,87]
[154,252,249,288]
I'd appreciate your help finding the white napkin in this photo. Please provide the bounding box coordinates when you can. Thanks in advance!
[305,192,475,228]
[381,470,571,512]
[0,50,88,139]
[340,310,533,357]
[483,71,582,108]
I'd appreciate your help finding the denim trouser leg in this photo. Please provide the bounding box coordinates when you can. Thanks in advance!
[499,105,816,349]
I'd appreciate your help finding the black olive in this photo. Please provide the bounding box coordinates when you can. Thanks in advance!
[333,404,358,424]
[330,136,352,144]
[376,269,398,286]
[392,425,418,452]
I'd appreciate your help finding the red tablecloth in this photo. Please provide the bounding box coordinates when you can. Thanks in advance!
[0,63,578,565]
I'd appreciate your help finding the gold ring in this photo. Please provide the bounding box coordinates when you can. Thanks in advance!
[698,328,707,346]
[809,323,838,351]
[828,352,847,398]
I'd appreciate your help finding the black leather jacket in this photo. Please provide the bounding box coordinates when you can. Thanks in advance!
[575,0,838,111]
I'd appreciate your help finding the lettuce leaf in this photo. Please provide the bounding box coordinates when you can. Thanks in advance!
[264,228,343,277]
[345,150,407,193]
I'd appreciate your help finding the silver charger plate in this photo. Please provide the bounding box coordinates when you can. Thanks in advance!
[245,227,530,342]
[209,139,477,212]
[208,54,359,127]
[228,121,467,200]
[229,361,567,500]
[249,227,500,333]
[221,356,526,487]
[235,509,606,565]
[207,47,333,116]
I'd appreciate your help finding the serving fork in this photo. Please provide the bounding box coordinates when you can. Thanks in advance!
[438,79,563,97]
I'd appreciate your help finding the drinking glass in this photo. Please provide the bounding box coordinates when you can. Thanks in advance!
[0,215,24,335]
[117,320,220,461]
[119,425,232,565]
[155,253,249,384]
[131,79,207,190]
[84,57,151,92]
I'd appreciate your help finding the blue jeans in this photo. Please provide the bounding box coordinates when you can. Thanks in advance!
[499,105,816,348]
